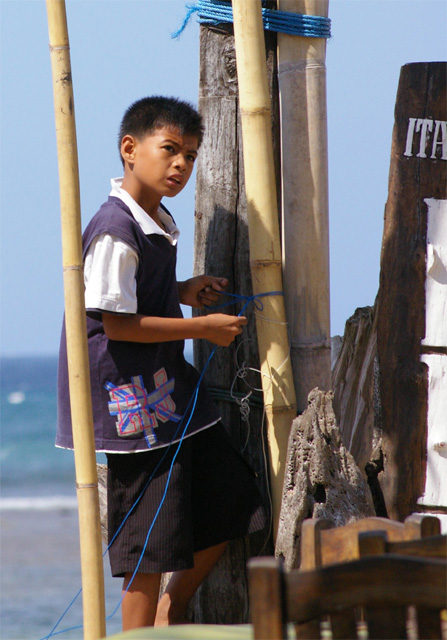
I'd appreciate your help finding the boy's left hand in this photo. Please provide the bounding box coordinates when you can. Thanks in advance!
[178,275,229,308]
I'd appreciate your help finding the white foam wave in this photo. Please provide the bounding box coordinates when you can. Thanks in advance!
[0,495,78,511]
[7,391,25,404]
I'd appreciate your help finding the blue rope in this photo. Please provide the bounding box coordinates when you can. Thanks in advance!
[206,290,284,315]
[40,349,215,639]
[41,289,281,638]
[172,0,331,39]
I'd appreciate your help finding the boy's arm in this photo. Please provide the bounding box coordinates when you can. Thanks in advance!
[102,312,247,347]
[177,275,229,308]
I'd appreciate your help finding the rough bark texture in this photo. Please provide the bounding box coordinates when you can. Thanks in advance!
[187,17,280,623]
[332,305,379,472]
[376,62,447,520]
[276,389,375,570]
[332,304,389,518]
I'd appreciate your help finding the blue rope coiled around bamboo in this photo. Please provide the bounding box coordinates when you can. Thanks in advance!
[172,0,331,39]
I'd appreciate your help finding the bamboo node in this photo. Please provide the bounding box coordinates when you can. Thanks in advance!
[76,482,98,489]
[240,106,271,117]
[250,259,282,268]
[278,59,326,75]
[264,402,297,415]
[49,44,70,52]
[63,265,83,272]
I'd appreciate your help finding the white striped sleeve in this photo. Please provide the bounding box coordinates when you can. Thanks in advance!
[84,233,139,314]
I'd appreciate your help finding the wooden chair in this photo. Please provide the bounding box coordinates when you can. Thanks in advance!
[248,554,447,640]
[356,529,447,638]
[297,515,443,638]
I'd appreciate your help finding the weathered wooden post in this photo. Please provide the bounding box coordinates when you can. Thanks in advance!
[377,62,447,521]
[191,3,281,623]
[277,0,331,413]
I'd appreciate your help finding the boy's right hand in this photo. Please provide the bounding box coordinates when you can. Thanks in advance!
[200,313,247,346]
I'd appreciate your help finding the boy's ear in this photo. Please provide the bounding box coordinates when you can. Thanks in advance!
[120,135,137,164]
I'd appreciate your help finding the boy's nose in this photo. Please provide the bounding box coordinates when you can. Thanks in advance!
[174,154,186,171]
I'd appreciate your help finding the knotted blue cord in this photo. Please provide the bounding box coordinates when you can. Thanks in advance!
[206,290,284,315]
[172,0,331,39]
[41,289,281,638]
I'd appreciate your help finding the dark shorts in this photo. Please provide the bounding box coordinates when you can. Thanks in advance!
[106,422,267,576]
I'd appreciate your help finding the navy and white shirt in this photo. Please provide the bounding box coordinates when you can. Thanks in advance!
[56,184,220,453]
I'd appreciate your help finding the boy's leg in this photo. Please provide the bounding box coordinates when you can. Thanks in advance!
[154,541,228,626]
[121,571,162,631]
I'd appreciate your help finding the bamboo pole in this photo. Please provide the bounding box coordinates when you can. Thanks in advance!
[231,0,297,538]
[277,0,331,413]
[46,2,106,638]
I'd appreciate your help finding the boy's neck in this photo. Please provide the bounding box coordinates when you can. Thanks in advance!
[120,176,163,226]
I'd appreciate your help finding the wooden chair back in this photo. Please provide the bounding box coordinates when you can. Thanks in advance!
[298,514,443,638]
[248,555,447,640]
[358,529,447,559]
[300,514,441,570]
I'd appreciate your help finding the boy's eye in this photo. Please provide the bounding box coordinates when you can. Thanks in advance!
[187,154,196,162]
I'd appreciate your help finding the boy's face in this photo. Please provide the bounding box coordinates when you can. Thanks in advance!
[121,126,198,201]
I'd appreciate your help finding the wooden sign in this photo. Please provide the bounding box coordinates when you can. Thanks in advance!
[377,62,447,520]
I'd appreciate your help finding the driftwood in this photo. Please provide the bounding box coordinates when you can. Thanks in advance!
[276,388,375,570]
[332,305,379,473]
[331,304,388,517]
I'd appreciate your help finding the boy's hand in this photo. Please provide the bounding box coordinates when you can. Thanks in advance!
[200,313,248,346]
[178,275,229,308]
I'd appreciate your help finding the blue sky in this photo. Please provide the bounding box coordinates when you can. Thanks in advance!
[1,0,446,356]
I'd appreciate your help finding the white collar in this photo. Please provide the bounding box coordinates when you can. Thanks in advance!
[109,177,180,245]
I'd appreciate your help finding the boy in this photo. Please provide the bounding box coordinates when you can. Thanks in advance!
[57,96,266,630]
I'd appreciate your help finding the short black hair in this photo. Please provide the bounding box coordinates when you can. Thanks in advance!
[118,96,204,164]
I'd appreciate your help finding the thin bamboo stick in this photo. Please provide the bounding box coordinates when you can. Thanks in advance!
[277,0,331,413]
[46,2,106,638]
[231,0,297,539]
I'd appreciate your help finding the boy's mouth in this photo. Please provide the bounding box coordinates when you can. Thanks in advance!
[168,174,182,186]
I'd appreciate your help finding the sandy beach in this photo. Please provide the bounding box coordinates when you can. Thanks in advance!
[1,507,122,639]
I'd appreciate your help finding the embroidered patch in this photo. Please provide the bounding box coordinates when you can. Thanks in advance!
[104,369,182,446]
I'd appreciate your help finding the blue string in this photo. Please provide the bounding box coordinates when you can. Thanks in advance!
[105,348,216,622]
[40,349,216,640]
[172,0,331,39]
[206,290,284,315]
[41,289,279,638]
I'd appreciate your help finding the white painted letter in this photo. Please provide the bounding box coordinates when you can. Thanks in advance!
[404,117,417,157]
[430,120,447,160]
[416,118,434,158]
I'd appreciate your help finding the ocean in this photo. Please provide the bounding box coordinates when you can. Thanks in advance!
[0,356,124,639]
